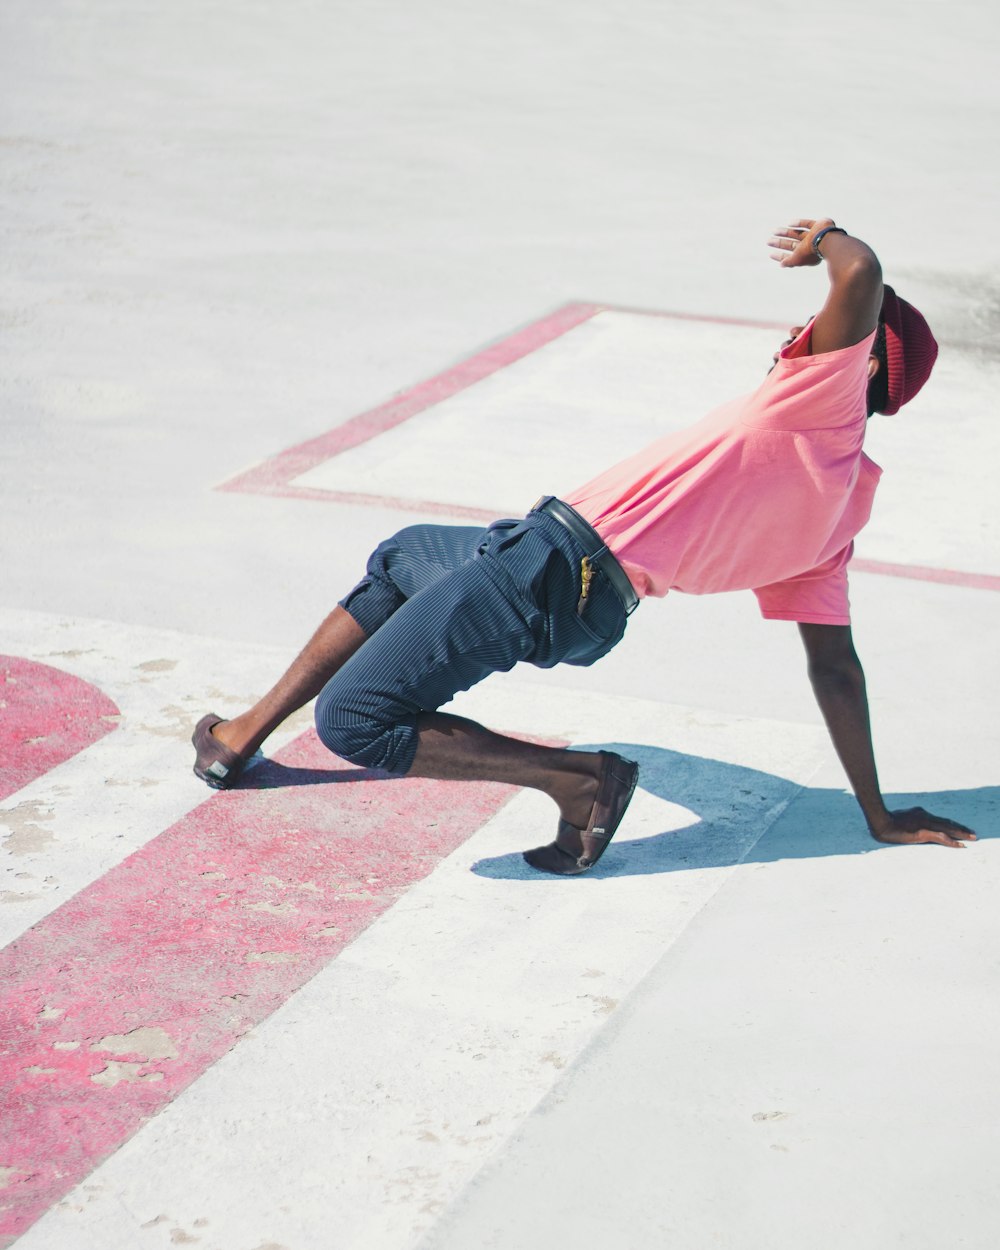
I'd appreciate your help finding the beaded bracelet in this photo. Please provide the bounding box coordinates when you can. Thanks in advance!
[812,225,848,257]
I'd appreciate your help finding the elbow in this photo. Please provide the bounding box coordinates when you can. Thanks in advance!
[843,252,883,297]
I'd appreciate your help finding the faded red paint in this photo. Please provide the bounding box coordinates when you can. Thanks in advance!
[0,728,539,1245]
[0,657,120,803]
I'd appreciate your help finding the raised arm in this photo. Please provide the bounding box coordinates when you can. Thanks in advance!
[769,218,883,355]
[798,622,976,848]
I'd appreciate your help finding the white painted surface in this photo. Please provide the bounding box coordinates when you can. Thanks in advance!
[419,818,1000,1250]
[15,672,830,1250]
[3,0,1000,1247]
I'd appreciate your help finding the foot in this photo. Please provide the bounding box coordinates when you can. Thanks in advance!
[523,752,639,876]
[192,714,249,790]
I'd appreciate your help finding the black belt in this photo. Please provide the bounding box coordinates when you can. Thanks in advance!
[530,496,640,616]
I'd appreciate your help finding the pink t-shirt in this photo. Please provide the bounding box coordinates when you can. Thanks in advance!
[564,323,882,625]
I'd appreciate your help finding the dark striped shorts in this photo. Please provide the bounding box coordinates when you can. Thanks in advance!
[314,511,629,774]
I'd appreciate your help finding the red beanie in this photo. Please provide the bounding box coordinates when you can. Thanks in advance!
[879,285,938,415]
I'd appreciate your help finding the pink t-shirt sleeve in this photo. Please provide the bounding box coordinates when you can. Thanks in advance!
[752,543,854,625]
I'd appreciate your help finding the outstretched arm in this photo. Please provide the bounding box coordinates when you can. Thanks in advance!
[798,623,976,848]
[769,218,883,355]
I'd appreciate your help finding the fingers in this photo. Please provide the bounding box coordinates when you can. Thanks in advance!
[876,826,971,849]
[914,808,977,839]
[923,828,967,849]
[933,817,975,837]
[767,235,803,265]
[767,224,813,266]
[874,828,966,848]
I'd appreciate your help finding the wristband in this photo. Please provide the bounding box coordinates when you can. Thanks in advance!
[812,225,848,257]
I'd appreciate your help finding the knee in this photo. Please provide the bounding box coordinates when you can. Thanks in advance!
[314,682,416,775]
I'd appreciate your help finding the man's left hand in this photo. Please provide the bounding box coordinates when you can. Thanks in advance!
[768,218,834,267]
[869,807,977,849]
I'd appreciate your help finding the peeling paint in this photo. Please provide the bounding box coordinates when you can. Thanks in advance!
[1,800,56,856]
[259,875,323,894]
[585,995,618,1016]
[135,659,178,673]
[140,705,200,739]
[91,1027,179,1061]
[246,951,299,964]
[91,1062,165,1087]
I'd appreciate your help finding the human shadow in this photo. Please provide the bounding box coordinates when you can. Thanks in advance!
[235,757,398,789]
[470,742,997,881]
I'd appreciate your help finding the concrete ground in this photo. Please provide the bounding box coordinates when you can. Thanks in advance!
[2,2,999,1248]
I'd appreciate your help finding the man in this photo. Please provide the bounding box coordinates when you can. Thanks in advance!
[192,217,976,872]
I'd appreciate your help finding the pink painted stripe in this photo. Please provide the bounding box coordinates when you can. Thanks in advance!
[591,302,787,332]
[0,729,537,1245]
[851,557,1000,592]
[0,658,120,803]
[218,301,601,503]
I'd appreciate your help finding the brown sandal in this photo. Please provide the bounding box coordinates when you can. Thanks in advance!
[192,714,247,790]
[523,751,639,875]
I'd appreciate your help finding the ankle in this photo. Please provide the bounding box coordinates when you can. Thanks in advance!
[213,718,259,758]
[552,764,600,830]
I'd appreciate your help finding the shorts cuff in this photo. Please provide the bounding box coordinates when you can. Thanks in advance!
[338,575,404,638]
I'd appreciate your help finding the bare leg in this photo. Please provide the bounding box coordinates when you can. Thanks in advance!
[410,712,603,831]
[212,606,367,757]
